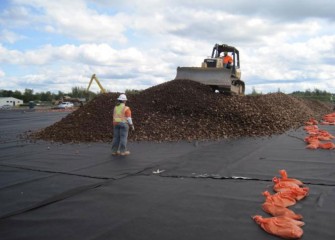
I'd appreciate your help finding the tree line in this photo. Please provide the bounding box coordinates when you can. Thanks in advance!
[290,88,334,102]
[0,87,97,103]
[1,87,334,103]
[250,87,334,102]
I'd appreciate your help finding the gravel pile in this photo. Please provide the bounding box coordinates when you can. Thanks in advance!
[32,80,333,142]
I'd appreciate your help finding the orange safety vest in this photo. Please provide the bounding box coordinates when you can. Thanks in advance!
[223,55,233,64]
[113,104,129,123]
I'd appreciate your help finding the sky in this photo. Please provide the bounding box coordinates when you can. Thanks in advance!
[0,0,335,94]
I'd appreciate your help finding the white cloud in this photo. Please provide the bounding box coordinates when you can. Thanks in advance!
[0,5,32,27]
[0,45,23,64]
[0,43,178,93]
[1,0,335,94]
[10,0,130,43]
[0,29,24,43]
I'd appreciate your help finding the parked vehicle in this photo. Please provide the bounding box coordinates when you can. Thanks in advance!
[0,104,12,110]
[57,102,74,109]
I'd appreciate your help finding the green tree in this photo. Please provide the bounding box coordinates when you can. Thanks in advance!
[250,87,262,95]
[40,91,53,102]
[56,91,65,100]
[0,90,13,97]
[71,86,87,98]
[12,90,23,99]
[125,89,141,95]
[305,89,311,96]
[290,88,334,102]
[23,89,34,102]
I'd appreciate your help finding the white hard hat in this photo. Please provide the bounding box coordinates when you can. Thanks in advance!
[117,94,127,101]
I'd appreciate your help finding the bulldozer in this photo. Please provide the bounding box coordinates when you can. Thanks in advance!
[175,43,245,95]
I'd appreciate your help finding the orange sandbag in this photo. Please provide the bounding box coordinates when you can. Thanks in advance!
[319,130,335,138]
[270,187,309,201]
[263,191,296,207]
[304,135,320,149]
[318,135,332,141]
[305,135,320,149]
[273,170,304,186]
[306,142,319,149]
[253,215,304,239]
[287,187,309,201]
[317,130,335,140]
[305,118,318,125]
[262,202,303,220]
[304,135,319,143]
[306,129,319,135]
[323,113,335,123]
[303,125,319,134]
[273,181,300,192]
[303,125,318,131]
[318,142,335,150]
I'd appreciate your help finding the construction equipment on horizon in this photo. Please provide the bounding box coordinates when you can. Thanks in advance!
[175,43,245,95]
[87,74,107,93]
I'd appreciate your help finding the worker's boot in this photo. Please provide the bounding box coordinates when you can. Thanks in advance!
[120,151,130,156]
[112,151,120,156]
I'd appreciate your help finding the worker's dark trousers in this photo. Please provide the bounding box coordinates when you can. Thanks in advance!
[111,122,129,153]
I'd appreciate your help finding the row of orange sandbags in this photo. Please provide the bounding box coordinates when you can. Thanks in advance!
[304,114,335,149]
[320,112,335,125]
[253,170,309,239]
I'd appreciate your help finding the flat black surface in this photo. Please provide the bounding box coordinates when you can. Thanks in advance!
[0,110,334,240]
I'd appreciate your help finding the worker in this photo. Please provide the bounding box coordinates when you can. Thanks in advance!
[222,52,233,69]
[111,94,134,156]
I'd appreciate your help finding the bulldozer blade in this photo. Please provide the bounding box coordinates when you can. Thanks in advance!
[175,67,232,87]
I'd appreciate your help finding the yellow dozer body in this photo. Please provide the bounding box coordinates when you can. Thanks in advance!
[175,44,245,95]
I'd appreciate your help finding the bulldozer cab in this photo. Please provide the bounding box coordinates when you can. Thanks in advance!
[206,44,240,71]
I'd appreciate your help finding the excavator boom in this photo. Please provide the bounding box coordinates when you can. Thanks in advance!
[87,74,106,93]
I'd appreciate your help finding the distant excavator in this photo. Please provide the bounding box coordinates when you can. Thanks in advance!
[175,43,245,95]
[87,74,107,93]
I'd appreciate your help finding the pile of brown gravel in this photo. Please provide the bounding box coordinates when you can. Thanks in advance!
[32,79,333,142]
